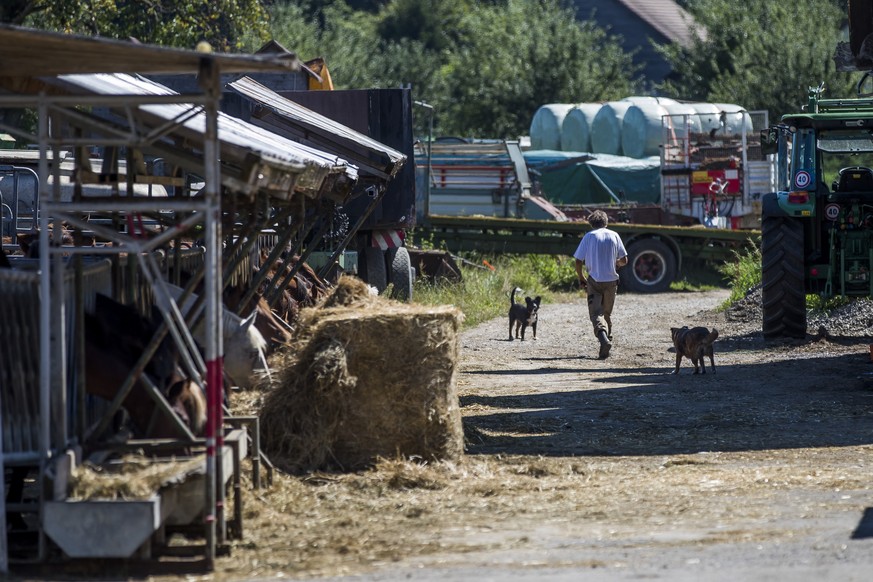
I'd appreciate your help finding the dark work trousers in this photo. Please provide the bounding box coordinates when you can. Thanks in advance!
[586,276,618,339]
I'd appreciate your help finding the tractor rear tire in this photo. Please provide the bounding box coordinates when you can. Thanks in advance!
[762,217,807,338]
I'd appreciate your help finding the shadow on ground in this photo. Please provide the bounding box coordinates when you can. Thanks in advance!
[461,352,873,457]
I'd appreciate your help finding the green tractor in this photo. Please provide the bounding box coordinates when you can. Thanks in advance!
[761,81,873,338]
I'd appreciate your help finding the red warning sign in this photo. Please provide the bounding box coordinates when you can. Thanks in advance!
[691,169,740,196]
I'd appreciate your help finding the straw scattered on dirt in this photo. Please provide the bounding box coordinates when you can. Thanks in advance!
[201,287,873,580]
[69,455,203,501]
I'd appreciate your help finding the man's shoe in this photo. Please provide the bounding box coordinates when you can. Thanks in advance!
[597,331,612,359]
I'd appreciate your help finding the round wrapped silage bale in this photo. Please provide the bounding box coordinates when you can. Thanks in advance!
[590,101,633,155]
[689,102,723,134]
[711,103,754,133]
[530,103,575,150]
[621,95,661,105]
[620,102,670,159]
[560,103,602,153]
[659,99,702,137]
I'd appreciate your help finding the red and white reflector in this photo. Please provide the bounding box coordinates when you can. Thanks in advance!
[371,230,405,250]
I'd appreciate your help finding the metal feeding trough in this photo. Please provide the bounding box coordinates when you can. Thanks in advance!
[43,496,170,559]
[42,432,245,559]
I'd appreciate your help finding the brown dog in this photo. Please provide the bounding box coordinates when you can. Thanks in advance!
[671,326,718,374]
[508,287,541,341]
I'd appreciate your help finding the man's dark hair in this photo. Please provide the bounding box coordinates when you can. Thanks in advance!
[587,210,608,229]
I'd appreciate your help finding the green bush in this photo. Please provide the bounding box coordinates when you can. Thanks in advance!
[413,253,578,328]
[505,254,578,291]
[716,243,864,316]
[718,245,762,307]
[414,250,737,328]
[806,293,851,313]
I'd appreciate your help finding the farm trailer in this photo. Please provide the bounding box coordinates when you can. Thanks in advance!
[420,104,774,231]
[412,140,760,293]
[416,138,569,222]
[417,214,759,293]
[227,80,417,299]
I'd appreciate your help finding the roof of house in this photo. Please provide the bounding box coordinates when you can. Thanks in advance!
[616,0,707,47]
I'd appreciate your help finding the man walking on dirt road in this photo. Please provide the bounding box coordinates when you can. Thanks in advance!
[573,210,628,359]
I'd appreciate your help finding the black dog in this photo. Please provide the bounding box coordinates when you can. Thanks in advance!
[508,287,541,341]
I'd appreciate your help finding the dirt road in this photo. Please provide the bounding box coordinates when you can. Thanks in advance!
[12,291,873,582]
[209,288,873,581]
[310,289,873,581]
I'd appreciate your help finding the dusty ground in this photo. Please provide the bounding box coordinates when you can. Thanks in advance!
[207,288,873,581]
[20,288,873,581]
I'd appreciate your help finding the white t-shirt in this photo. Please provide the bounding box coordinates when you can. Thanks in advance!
[573,228,627,282]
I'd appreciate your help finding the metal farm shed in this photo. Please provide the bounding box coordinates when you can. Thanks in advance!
[0,23,399,571]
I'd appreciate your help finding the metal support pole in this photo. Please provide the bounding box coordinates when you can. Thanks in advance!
[0,389,7,574]
[200,59,223,570]
[266,217,333,309]
[235,204,297,315]
[36,97,50,562]
[260,218,317,306]
[414,101,434,223]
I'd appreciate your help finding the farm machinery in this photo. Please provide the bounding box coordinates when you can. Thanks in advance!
[760,2,873,338]
[761,87,873,337]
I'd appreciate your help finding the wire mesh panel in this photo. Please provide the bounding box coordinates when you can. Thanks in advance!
[0,259,111,460]
[0,268,40,461]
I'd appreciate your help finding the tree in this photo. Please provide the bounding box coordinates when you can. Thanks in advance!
[659,0,855,120]
[20,0,271,51]
[439,0,638,137]
[267,1,445,136]
[0,1,43,24]
[267,0,444,91]
[376,0,471,52]
[268,0,638,138]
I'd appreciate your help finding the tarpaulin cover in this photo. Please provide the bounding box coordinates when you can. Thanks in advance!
[523,150,661,205]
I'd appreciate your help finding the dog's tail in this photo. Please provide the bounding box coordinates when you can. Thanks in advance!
[705,329,719,345]
[510,287,521,305]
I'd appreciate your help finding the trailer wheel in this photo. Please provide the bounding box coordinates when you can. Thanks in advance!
[762,217,806,338]
[620,239,676,293]
[389,246,414,301]
[362,247,387,293]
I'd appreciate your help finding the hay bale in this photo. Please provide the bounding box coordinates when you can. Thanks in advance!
[318,273,375,308]
[260,276,464,472]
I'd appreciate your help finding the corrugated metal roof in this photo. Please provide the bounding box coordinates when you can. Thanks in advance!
[227,76,406,181]
[615,0,707,47]
[0,23,299,77]
[45,73,358,199]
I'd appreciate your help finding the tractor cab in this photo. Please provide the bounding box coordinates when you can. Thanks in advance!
[831,165,873,196]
